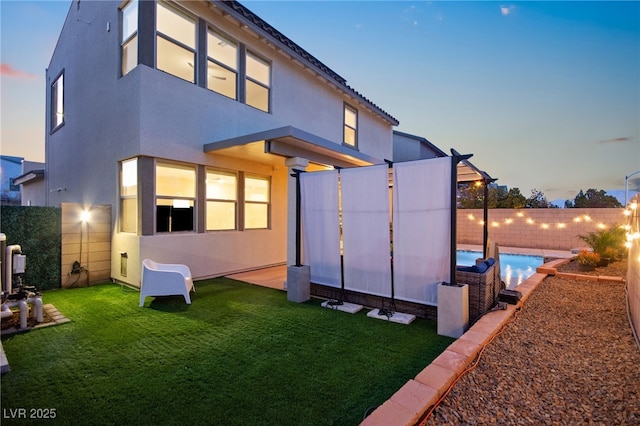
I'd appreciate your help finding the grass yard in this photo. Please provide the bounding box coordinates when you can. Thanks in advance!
[1,278,453,425]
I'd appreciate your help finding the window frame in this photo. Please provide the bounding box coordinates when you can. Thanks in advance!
[120,157,138,234]
[205,168,238,231]
[343,103,358,148]
[120,0,138,77]
[244,50,271,113]
[50,71,64,133]
[155,1,197,83]
[206,28,238,100]
[155,160,197,234]
[243,174,271,230]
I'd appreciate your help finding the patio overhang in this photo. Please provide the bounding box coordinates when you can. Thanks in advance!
[204,126,382,168]
[13,169,45,185]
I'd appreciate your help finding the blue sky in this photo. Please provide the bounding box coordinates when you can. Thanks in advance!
[1,0,639,202]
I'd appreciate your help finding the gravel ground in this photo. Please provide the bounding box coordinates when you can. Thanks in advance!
[425,259,640,425]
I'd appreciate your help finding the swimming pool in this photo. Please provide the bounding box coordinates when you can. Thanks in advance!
[457,250,543,289]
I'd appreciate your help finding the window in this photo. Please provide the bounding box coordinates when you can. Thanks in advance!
[156,1,196,83]
[206,170,237,230]
[207,30,237,99]
[343,104,357,147]
[120,158,138,233]
[245,51,270,112]
[244,175,270,229]
[155,162,196,232]
[51,73,64,131]
[121,0,138,76]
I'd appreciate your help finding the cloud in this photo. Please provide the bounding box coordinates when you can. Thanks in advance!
[500,5,516,16]
[0,63,37,80]
[598,137,632,144]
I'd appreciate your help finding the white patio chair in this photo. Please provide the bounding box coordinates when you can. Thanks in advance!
[140,259,195,307]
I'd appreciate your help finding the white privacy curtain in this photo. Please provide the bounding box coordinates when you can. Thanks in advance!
[300,170,341,288]
[341,165,392,297]
[392,157,452,305]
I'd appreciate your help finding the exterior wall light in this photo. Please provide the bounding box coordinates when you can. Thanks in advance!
[80,210,91,223]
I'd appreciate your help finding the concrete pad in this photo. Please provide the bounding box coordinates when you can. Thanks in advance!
[321,300,363,313]
[390,379,438,420]
[360,399,416,426]
[447,339,482,359]
[414,363,458,397]
[431,350,470,375]
[367,309,415,325]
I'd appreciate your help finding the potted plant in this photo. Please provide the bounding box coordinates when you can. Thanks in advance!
[576,250,600,271]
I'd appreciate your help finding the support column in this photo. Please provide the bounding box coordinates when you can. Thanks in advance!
[284,157,309,266]
[285,157,310,303]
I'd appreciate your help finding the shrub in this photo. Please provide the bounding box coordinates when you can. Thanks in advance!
[577,250,600,267]
[578,226,626,260]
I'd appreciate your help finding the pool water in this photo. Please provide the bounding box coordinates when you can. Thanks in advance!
[457,250,543,289]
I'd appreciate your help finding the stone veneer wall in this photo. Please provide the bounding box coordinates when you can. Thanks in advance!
[457,208,625,250]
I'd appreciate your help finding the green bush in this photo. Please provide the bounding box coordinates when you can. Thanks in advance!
[1,206,61,290]
[578,226,626,260]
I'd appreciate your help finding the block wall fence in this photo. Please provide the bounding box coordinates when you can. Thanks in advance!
[61,203,111,288]
[457,208,626,251]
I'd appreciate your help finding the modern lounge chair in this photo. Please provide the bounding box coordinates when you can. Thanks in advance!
[140,259,195,307]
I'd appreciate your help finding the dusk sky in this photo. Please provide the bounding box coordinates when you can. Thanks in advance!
[1,0,639,202]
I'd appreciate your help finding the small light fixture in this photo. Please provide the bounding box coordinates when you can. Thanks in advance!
[80,210,91,223]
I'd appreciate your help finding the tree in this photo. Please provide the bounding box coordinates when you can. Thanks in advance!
[525,189,553,208]
[572,188,622,208]
[457,184,527,209]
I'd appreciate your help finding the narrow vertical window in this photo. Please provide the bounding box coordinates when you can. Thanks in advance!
[245,51,270,112]
[155,162,196,233]
[120,158,138,233]
[156,1,196,83]
[121,0,138,76]
[207,29,238,99]
[50,73,64,131]
[343,104,357,147]
[244,175,270,229]
[206,170,237,230]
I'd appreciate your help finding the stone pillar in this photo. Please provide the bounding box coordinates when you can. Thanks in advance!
[437,283,469,338]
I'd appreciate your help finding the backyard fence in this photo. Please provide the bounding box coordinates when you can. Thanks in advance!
[458,208,626,250]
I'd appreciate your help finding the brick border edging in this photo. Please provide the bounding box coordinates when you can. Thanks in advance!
[360,259,571,426]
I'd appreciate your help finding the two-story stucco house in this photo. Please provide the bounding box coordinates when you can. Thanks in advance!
[45,0,399,288]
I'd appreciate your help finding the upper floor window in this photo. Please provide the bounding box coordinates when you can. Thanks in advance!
[156,1,196,83]
[207,30,238,99]
[120,158,138,233]
[155,162,196,233]
[121,0,138,76]
[50,72,64,131]
[343,104,358,147]
[245,51,270,112]
[244,175,270,229]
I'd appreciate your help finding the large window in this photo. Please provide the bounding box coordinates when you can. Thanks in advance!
[244,175,270,229]
[156,1,196,83]
[343,104,358,147]
[121,0,138,76]
[156,162,196,233]
[120,158,138,233]
[207,30,238,99]
[50,72,64,131]
[206,170,237,230]
[245,51,270,112]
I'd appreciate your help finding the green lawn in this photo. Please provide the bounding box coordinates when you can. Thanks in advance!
[1,278,453,425]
